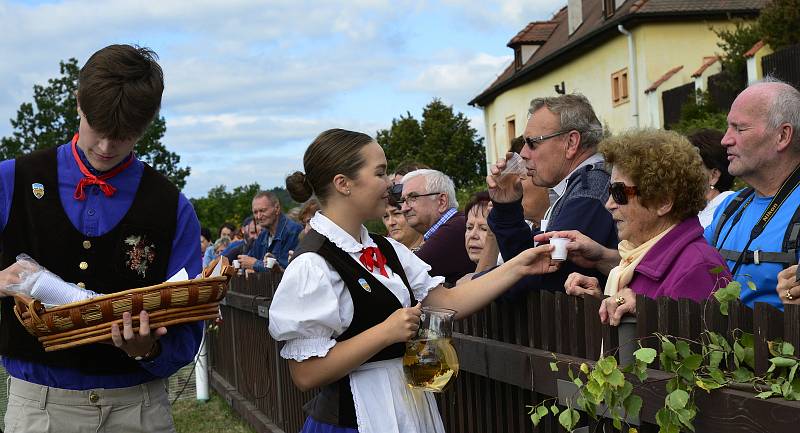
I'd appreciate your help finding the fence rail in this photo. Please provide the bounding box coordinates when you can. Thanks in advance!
[210,272,800,433]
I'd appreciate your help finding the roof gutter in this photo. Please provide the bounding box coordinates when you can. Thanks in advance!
[617,24,639,128]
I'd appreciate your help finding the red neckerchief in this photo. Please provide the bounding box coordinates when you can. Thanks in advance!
[359,246,388,277]
[71,133,134,200]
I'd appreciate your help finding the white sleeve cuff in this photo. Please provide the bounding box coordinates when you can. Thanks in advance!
[280,337,337,361]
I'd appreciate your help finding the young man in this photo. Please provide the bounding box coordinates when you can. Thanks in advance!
[0,44,202,432]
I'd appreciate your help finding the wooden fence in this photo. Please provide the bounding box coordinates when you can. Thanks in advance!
[209,272,800,433]
[762,43,800,90]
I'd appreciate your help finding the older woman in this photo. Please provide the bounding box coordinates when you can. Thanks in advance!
[382,203,423,251]
[464,191,493,263]
[558,129,731,325]
[689,129,736,227]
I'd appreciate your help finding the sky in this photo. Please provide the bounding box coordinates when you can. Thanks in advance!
[0,0,565,198]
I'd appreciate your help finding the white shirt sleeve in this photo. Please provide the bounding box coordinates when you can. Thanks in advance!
[268,253,343,361]
[387,238,445,301]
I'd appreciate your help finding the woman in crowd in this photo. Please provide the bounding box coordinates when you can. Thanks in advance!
[382,202,423,251]
[464,191,493,264]
[269,128,557,433]
[689,129,736,227]
[200,227,212,266]
[559,129,731,325]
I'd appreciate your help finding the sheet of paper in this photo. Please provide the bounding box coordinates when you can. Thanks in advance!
[166,268,189,282]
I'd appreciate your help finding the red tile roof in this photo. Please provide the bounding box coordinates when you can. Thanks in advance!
[691,56,719,78]
[744,40,765,58]
[507,21,559,47]
[645,65,684,93]
[471,0,766,106]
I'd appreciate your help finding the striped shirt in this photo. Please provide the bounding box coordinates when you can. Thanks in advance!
[423,207,458,241]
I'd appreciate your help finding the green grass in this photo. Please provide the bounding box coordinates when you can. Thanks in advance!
[172,391,256,433]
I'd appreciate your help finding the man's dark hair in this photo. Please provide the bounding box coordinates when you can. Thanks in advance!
[200,227,212,242]
[78,44,164,141]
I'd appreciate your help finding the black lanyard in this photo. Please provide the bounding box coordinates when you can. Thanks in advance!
[726,163,800,275]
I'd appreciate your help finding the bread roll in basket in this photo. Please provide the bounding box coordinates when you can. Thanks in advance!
[13,256,234,352]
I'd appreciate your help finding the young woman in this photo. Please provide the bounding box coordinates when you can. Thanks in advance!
[268,129,556,433]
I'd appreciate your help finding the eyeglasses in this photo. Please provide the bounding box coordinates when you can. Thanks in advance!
[608,182,638,205]
[524,130,571,149]
[402,192,442,204]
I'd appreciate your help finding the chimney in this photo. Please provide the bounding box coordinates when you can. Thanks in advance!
[568,0,583,35]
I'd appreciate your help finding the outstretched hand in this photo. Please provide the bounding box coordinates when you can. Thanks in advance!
[511,244,560,275]
[534,230,618,274]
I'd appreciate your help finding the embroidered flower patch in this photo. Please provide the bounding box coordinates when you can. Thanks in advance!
[125,235,156,278]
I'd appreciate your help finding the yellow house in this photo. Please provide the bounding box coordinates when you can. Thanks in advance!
[470,0,765,166]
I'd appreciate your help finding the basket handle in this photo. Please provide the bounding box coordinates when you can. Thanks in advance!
[12,293,46,329]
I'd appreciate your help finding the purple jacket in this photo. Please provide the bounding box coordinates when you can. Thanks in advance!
[630,217,731,302]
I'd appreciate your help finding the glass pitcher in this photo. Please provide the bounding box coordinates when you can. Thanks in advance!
[403,306,459,392]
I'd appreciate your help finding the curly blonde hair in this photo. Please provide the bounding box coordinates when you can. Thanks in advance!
[600,129,707,222]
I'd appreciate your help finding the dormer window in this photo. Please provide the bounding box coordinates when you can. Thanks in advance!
[604,0,615,18]
[514,47,522,70]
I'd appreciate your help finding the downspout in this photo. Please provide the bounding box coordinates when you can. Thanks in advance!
[618,24,639,127]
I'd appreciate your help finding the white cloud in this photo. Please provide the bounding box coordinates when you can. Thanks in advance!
[441,0,564,29]
[401,52,511,104]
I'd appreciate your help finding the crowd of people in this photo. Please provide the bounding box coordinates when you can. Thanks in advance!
[264,77,800,432]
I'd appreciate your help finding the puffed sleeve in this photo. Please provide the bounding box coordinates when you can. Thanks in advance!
[387,238,445,302]
[268,253,344,361]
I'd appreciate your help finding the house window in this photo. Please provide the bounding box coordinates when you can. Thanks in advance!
[492,123,498,160]
[611,68,629,106]
[514,47,522,70]
[603,0,615,18]
[507,117,516,148]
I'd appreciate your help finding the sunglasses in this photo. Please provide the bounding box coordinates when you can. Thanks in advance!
[609,182,638,205]
[388,183,404,208]
[524,130,571,149]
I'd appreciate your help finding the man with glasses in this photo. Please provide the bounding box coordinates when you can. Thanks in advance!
[400,169,474,285]
[486,94,617,295]
[238,191,302,271]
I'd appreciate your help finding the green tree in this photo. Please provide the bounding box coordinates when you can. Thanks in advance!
[758,0,800,50]
[1,58,190,189]
[377,99,486,190]
[190,184,298,233]
[671,90,728,134]
[712,21,762,92]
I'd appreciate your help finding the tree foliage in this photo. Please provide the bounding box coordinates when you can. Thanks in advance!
[1,58,191,189]
[758,0,800,50]
[190,184,298,233]
[377,99,486,190]
[712,21,762,92]
[671,90,728,134]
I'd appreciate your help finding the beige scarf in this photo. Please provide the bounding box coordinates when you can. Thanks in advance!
[604,224,677,297]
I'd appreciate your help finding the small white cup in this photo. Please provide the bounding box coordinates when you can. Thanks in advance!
[540,219,549,232]
[232,259,241,269]
[265,257,277,269]
[550,237,569,261]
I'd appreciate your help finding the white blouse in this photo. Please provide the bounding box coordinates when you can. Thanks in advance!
[268,212,445,361]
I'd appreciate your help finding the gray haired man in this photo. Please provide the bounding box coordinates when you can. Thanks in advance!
[400,169,474,285]
[487,93,617,295]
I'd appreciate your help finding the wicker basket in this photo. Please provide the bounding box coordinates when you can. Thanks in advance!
[13,259,234,352]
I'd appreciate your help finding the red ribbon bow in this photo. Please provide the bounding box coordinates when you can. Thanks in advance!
[71,133,134,201]
[359,246,388,277]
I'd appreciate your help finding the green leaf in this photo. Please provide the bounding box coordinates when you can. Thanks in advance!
[558,408,580,431]
[550,405,560,415]
[709,265,724,274]
[623,394,643,420]
[732,367,754,382]
[531,413,540,426]
[550,361,559,372]
[537,405,549,418]
[746,280,757,291]
[696,379,723,393]
[782,342,796,357]
[676,340,691,358]
[573,377,584,387]
[580,362,590,374]
[607,369,625,388]
[709,350,724,369]
[662,339,678,360]
[634,347,657,364]
[770,357,798,368]
[755,391,775,399]
[598,356,617,375]
[683,354,703,371]
[677,408,697,432]
[666,389,690,410]
[586,378,603,398]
